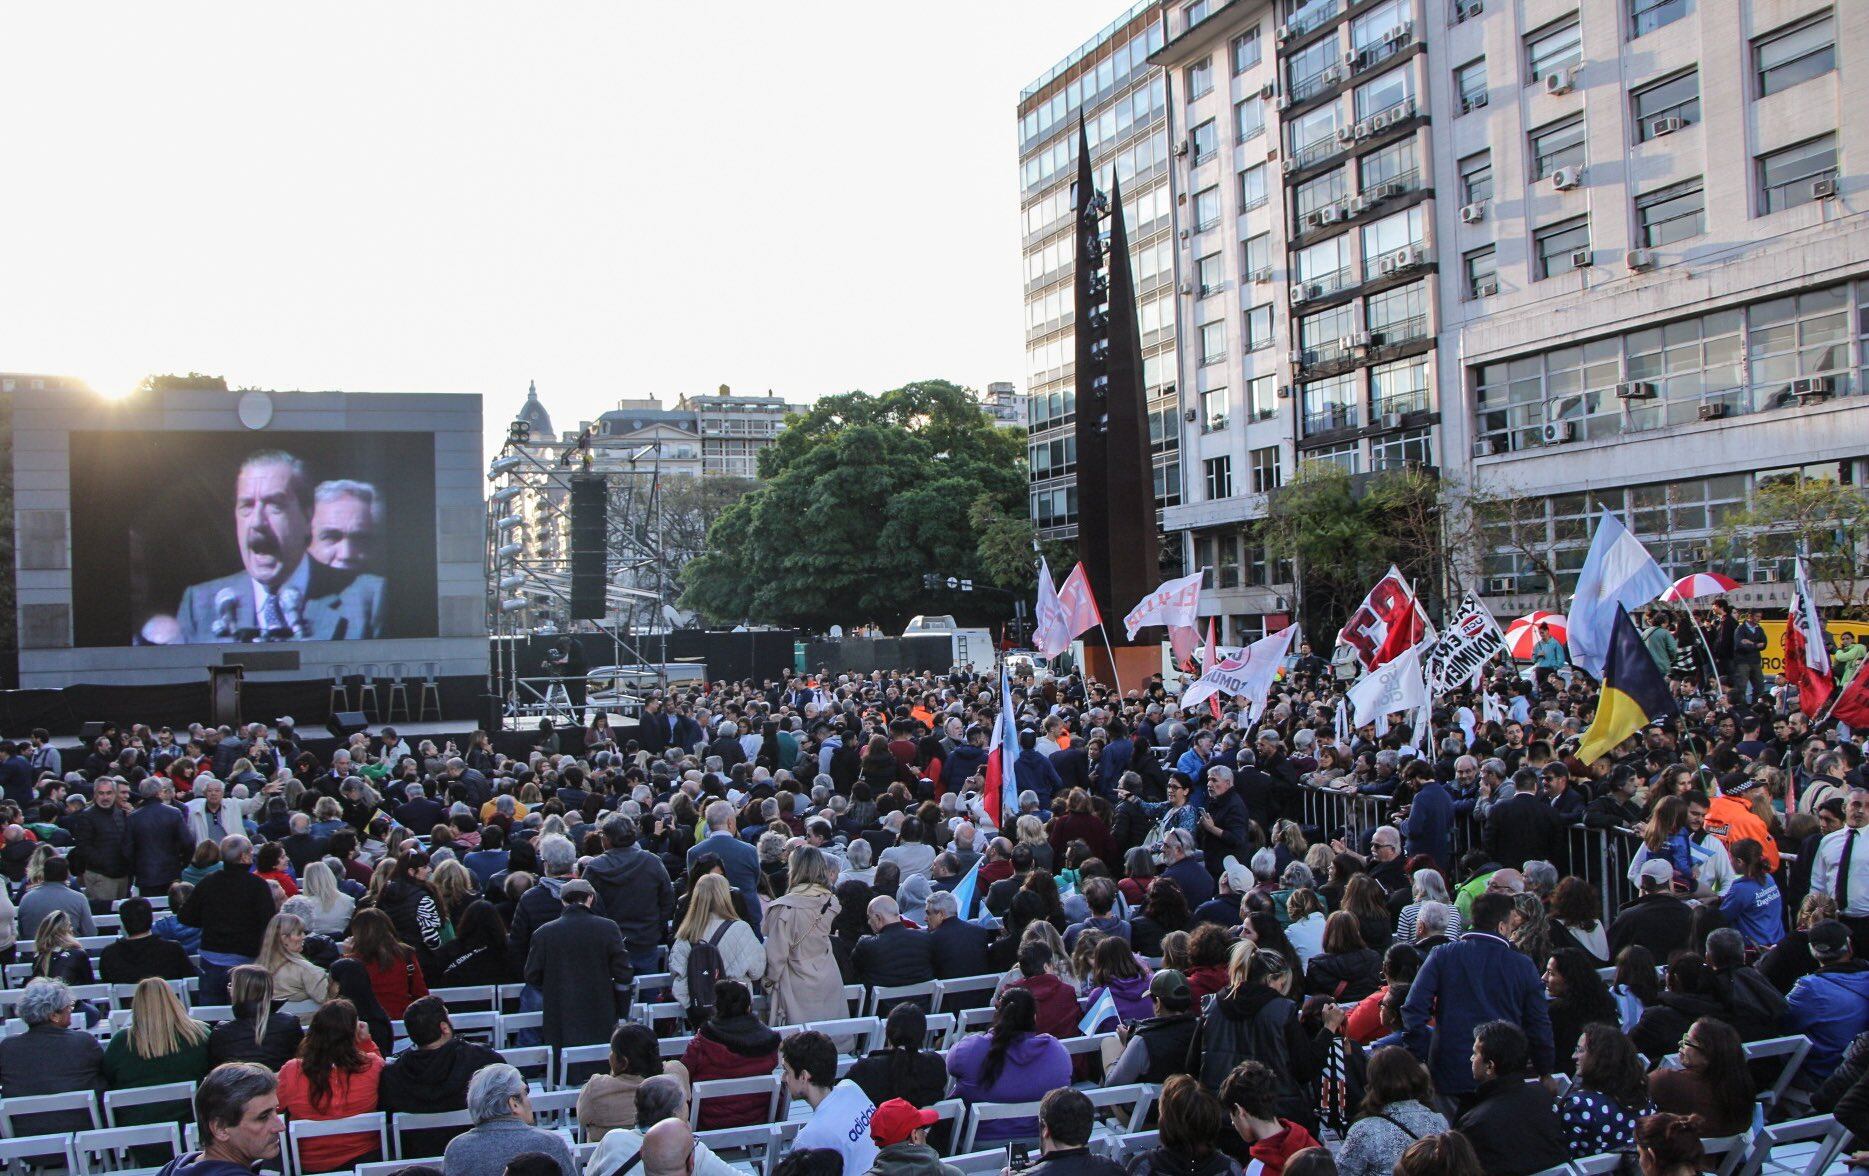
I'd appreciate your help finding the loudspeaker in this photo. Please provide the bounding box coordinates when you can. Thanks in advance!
[568,475,607,620]
[79,721,108,741]
[326,711,369,738]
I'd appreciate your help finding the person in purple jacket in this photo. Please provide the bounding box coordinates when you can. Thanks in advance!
[945,988,1071,1142]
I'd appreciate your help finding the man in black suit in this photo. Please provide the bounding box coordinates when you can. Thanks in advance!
[985,843,1035,918]
[394,783,446,833]
[1484,768,1563,870]
[852,894,935,1010]
[926,890,992,989]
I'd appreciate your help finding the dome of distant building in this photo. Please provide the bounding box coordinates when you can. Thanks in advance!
[516,380,553,437]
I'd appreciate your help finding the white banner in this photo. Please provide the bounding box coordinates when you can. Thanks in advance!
[1422,591,1509,695]
[1181,624,1300,717]
[1123,571,1204,640]
[1347,640,1428,729]
[1033,559,1070,658]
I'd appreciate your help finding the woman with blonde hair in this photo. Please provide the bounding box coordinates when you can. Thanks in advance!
[995,918,1077,996]
[207,964,303,1069]
[430,858,478,930]
[258,912,331,1021]
[763,845,845,1027]
[1015,813,1053,870]
[103,977,212,1102]
[1285,888,1328,970]
[299,861,355,936]
[670,873,766,1014]
[32,909,94,985]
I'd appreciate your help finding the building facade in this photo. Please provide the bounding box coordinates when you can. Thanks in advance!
[1125,0,1867,642]
[676,387,797,479]
[1018,3,1183,548]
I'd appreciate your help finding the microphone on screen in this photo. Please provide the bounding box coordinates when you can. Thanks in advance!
[212,587,240,637]
[280,587,307,640]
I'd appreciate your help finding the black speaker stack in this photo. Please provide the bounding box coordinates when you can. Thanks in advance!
[568,474,607,620]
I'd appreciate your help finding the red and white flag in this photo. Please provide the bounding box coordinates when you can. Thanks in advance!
[1124,571,1203,640]
[1784,556,1833,717]
[1198,616,1222,719]
[980,664,1020,830]
[1035,560,1102,658]
[1337,565,1433,672]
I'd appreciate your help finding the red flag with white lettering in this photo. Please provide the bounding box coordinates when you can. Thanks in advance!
[1336,565,1433,672]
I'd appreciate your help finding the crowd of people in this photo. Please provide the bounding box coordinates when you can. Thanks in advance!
[0,646,1866,1176]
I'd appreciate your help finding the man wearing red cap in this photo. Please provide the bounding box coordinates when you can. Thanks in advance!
[867,1099,963,1176]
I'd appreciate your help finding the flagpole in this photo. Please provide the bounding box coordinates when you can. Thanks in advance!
[1683,604,1724,697]
[1097,622,1126,699]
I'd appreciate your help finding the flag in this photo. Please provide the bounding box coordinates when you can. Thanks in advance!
[980,665,1020,830]
[1481,690,1506,725]
[1198,617,1222,719]
[1577,605,1680,764]
[1079,988,1120,1034]
[1123,571,1203,640]
[1784,556,1834,718]
[1831,663,1869,728]
[1422,591,1510,695]
[1170,624,1200,671]
[1334,697,1351,741]
[1337,566,1432,671]
[1182,624,1300,717]
[1346,639,1428,729]
[1567,509,1671,679]
[948,855,984,921]
[1056,562,1102,640]
[1033,558,1070,658]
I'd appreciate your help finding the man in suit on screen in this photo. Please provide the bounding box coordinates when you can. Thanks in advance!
[175,450,385,643]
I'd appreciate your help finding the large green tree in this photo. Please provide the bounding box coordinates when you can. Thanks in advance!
[679,380,1028,631]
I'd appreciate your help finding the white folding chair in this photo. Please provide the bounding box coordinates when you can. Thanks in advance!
[809,1016,881,1056]
[555,1043,611,1091]
[391,1109,472,1159]
[1700,1133,1751,1176]
[631,972,673,1003]
[928,1098,966,1156]
[106,1080,198,1127]
[529,1088,582,1132]
[427,984,497,1012]
[498,982,529,1012]
[957,1006,996,1035]
[0,1088,102,1135]
[73,1122,185,1175]
[1571,1154,1626,1175]
[1084,1083,1157,1134]
[688,1074,783,1129]
[958,1099,1045,1153]
[1744,1035,1813,1111]
[932,973,1001,1012]
[869,980,938,1016]
[440,1009,499,1045]
[1063,1032,1117,1086]
[923,1012,958,1049]
[843,983,868,1016]
[659,1034,696,1059]
[632,999,687,1028]
[497,1010,544,1048]
[949,1149,1018,1175]
[766,1119,806,1172]
[1732,1113,1854,1176]
[1114,1131,1160,1163]
[1526,1166,1575,1176]
[504,1045,555,1086]
[697,1123,778,1171]
[77,935,116,955]
[286,1110,389,1176]
[0,1132,76,1170]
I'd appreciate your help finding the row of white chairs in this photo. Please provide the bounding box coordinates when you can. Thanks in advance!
[1528,1112,1853,1176]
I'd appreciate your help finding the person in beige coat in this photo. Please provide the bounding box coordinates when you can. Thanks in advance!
[670,874,767,1008]
[763,846,847,1027]
[255,912,331,1022]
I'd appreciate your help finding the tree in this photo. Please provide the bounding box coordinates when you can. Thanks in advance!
[969,494,1074,593]
[1719,473,1869,615]
[1460,481,1567,609]
[679,380,1028,631]
[134,372,228,394]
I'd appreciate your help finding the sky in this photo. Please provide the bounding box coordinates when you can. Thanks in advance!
[2,1,1108,445]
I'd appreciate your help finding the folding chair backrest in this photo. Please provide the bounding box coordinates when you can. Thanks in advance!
[0,1088,102,1135]
[807,1016,880,1055]
[1526,1166,1574,1176]
[932,974,1001,1012]
[74,1122,184,1175]
[929,1098,966,1156]
[504,1044,555,1085]
[287,1111,389,1176]
[688,1074,781,1128]
[1116,1131,1160,1163]
[766,1119,806,1173]
[869,980,938,1016]
[529,1087,582,1130]
[1083,1084,1157,1134]
[1733,1114,1852,1176]
[924,1012,957,1049]
[497,1010,543,1048]
[1571,1154,1626,1175]
[1699,1133,1750,1176]
[632,972,673,1002]
[696,1122,778,1169]
[843,983,867,1016]
[958,1006,995,1035]
[950,1149,1017,1175]
[557,1042,612,1089]
[1743,1035,1813,1110]
[427,984,497,1011]
[0,1132,75,1169]
[391,1109,472,1159]
[659,1034,695,1059]
[958,1100,1044,1154]
[105,1080,198,1127]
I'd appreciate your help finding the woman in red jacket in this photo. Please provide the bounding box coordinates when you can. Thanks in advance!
[343,907,428,1018]
[277,999,384,1173]
[679,981,781,1128]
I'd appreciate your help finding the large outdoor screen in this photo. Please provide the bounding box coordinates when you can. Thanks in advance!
[69,431,438,646]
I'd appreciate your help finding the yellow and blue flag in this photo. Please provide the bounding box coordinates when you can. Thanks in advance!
[1577,604,1679,764]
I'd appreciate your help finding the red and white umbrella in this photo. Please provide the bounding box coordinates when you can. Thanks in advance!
[1504,611,1567,660]
[1661,571,1742,602]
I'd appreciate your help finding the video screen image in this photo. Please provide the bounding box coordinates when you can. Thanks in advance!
[68,431,438,646]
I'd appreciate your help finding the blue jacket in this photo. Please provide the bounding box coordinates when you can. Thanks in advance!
[688,832,764,933]
[1717,875,1785,949]
[1095,738,1135,797]
[1174,748,1210,781]
[1402,780,1454,870]
[1404,930,1553,1094]
[1014,749,1063,809]
[1784,962,1869,1084]
[941,744,989,794]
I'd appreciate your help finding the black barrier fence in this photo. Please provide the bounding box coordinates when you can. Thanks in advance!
[805,635,956,677]
[499,630,802,686]
[1292,782,1643,927]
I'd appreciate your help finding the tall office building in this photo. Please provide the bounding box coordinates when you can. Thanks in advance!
[1142,0,1866,641]
[1018,4,1182,551]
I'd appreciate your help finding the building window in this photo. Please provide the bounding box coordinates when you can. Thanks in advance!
[1198,252,1225,294]
[1529,115,1586,179]
[1372,354,1430,417]
[1242,233,1271,279]
[1299,304,1357,357]
[1465,247,1498,299]
[1248,374,1278,422]
[1360,139,1419,192]
[1183,0,1210,31]
[1755,12,1835,98]
[1366,281,1429,344]
[1461,152,1494,204]
[1758,135,1837,213]
[1245,303,1274,351]
[1250,446,1282,492]
[1235,97,1265,143]
[1372,428,1433,470]
[1216,532,1241,588]
[1630,0,1690,39]
[1312,440,1362,474]
[1238,164,1268,211]
[1456,59,1488,113]
[1361,205,1424,270]
[1525,15,1583,84]
[1233,28,1261,74]
[1194,185,1221,230]
[1295,168,1347,225]
[1200,320,1228,365]
[1636,178,1705,246]
[1354,67,1414,121]
[1534,216,1591,279]
[1296,235,1348,291]
[1190,118,1218,161]
[1188,57,1218,98]
[1201,386,1229,432]
[1301,372,1359,435]
[1204,456,1233,499]
[1154,460,1182,508]
[1632,69,1700,140]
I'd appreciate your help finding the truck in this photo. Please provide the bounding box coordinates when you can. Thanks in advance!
[902,615,997,671]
